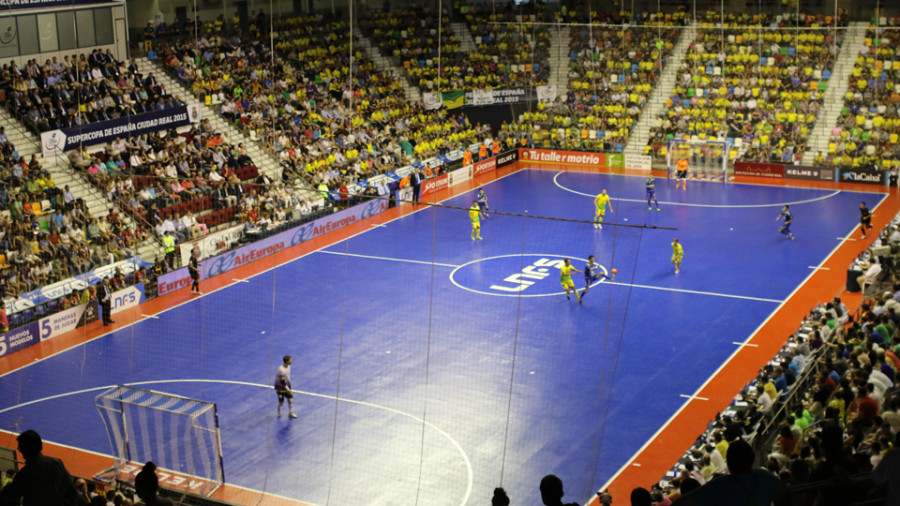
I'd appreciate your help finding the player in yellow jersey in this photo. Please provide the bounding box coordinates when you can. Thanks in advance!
[671,238,684,274]
[469,200,482,240]
[560,258,582,303]
[593,189,612,230]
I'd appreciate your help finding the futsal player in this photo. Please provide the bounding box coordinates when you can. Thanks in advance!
[476,188,490,219]
[594,189,612,229]
[561,258,582,303]
[189,249,202,295]
[275,355,298,419]
[581,254,615,299]
[675,158,688,190]
[860,202,873,239]
[469,200,483,240]
[776,205,794,240]
[646,175,660,211]
[671,238,684,274]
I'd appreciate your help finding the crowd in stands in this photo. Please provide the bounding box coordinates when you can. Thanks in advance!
[820,17,900,170]
[154,14,485,195]
[1,50,183,135]
[499,11,684,152]
[646,11,847,164]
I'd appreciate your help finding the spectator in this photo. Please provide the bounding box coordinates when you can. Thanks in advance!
[0,429,77,505]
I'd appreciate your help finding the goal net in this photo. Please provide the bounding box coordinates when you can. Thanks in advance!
[94,386,224,497]
[666,139,730,181]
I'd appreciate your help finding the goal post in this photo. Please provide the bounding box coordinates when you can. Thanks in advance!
[666,138,730,181]
[94,386,224,497]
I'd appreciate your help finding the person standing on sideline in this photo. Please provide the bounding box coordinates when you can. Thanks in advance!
[777,205,795,240]
[189,248,202,295]
[671,238,684,274]
[860,202,873,238]
[162,230,176,268]
[0,429,77,505]
[593,189,612,229]
[98,277,114,326]
[646,175,660,211]
[469,200,483,241]
[410,168,422,205]
[275,355,298,418]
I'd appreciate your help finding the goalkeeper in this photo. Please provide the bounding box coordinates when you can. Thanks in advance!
[275,355,298,419]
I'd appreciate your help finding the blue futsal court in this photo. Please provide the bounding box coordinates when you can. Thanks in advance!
[0,168,882,505]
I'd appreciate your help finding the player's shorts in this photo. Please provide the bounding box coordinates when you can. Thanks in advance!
[595,208,606,216]
[646,190,655,198]
[478,202,488,210]
[471,221,480,229]
[672,254,683,263]
[561,278,575,289]
[677,170,688,179]
[276,390,293,401]
[585,274,601,285]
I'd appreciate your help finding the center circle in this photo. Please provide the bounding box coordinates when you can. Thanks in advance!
[449,254,610,297]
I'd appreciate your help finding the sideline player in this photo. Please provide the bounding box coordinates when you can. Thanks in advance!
[776,205,795,240]
[469,199,483,240]
[675,158,688,190]
[671,238,684,274]
[476,188,490,219]
[860,202,873,238]
[646,174,660,211]
[593,189,612,229]
[581,254,616,299]
[561,258,582,303]
[189,248,202,295]
[275,355,298,419]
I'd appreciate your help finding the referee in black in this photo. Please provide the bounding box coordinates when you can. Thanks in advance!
[99,277,114,326]
[189,249,202,295]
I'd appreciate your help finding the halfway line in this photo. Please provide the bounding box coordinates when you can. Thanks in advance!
[607,281,782,303]
[318,250,460,268]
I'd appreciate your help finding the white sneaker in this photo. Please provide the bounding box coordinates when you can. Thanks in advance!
[289,413,298,419]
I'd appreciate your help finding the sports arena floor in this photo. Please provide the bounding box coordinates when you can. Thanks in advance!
[1,164,898,506]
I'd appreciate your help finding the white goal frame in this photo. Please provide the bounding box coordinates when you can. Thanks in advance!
[94,386,225,497]
[666,138,730,181]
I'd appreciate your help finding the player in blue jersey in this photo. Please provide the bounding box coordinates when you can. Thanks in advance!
[476,188,490,219]
[776,205,794,240]
[580,254,616,299]
[646,175,660,211]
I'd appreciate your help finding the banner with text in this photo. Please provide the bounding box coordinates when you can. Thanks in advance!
[157,199,390,295]
[839,167,885,185]
[179,225,244,266]
[625,154,652,172]
[519,149,607,168]
[0,0,121,10]
[784,165,835,182]
[448,166,473,188]
[110,284,146,315]
[473,158,497,177]
[495,149,518,168]
[419,174,449,198]
[41,103,201,156]
[734,162,785,178]
[464,88,536,106]
[0,322,40,358]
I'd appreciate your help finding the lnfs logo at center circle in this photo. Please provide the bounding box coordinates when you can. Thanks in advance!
[450,254,610,297]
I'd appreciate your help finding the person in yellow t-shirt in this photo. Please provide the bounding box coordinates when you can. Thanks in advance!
[593,189,613,229]
[469,201,482,241]
[560,258,583,303]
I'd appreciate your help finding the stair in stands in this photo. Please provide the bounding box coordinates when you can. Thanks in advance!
[449,22,477,54]
[351,26,421,105]
[624,22,696,157]
[135,58,286,188]
[0,106,165,263]
[802,22,868,163]
[548,24,571,94]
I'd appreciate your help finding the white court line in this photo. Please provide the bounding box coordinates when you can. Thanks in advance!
[317,250,460,268]
[232,279,250,283]
[732,342,759,348]
[679,394,709,401]
[809,266,831,271]
[0,378,474,506]
[552,171,843,208]
[837,237,857,241]
[592,190,889,499]
[605,281,782,303]
[371,224,387,228]
[0,169,527,381]
[140,314,159,319]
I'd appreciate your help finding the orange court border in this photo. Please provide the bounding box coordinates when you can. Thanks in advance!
[0,159,896,505]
